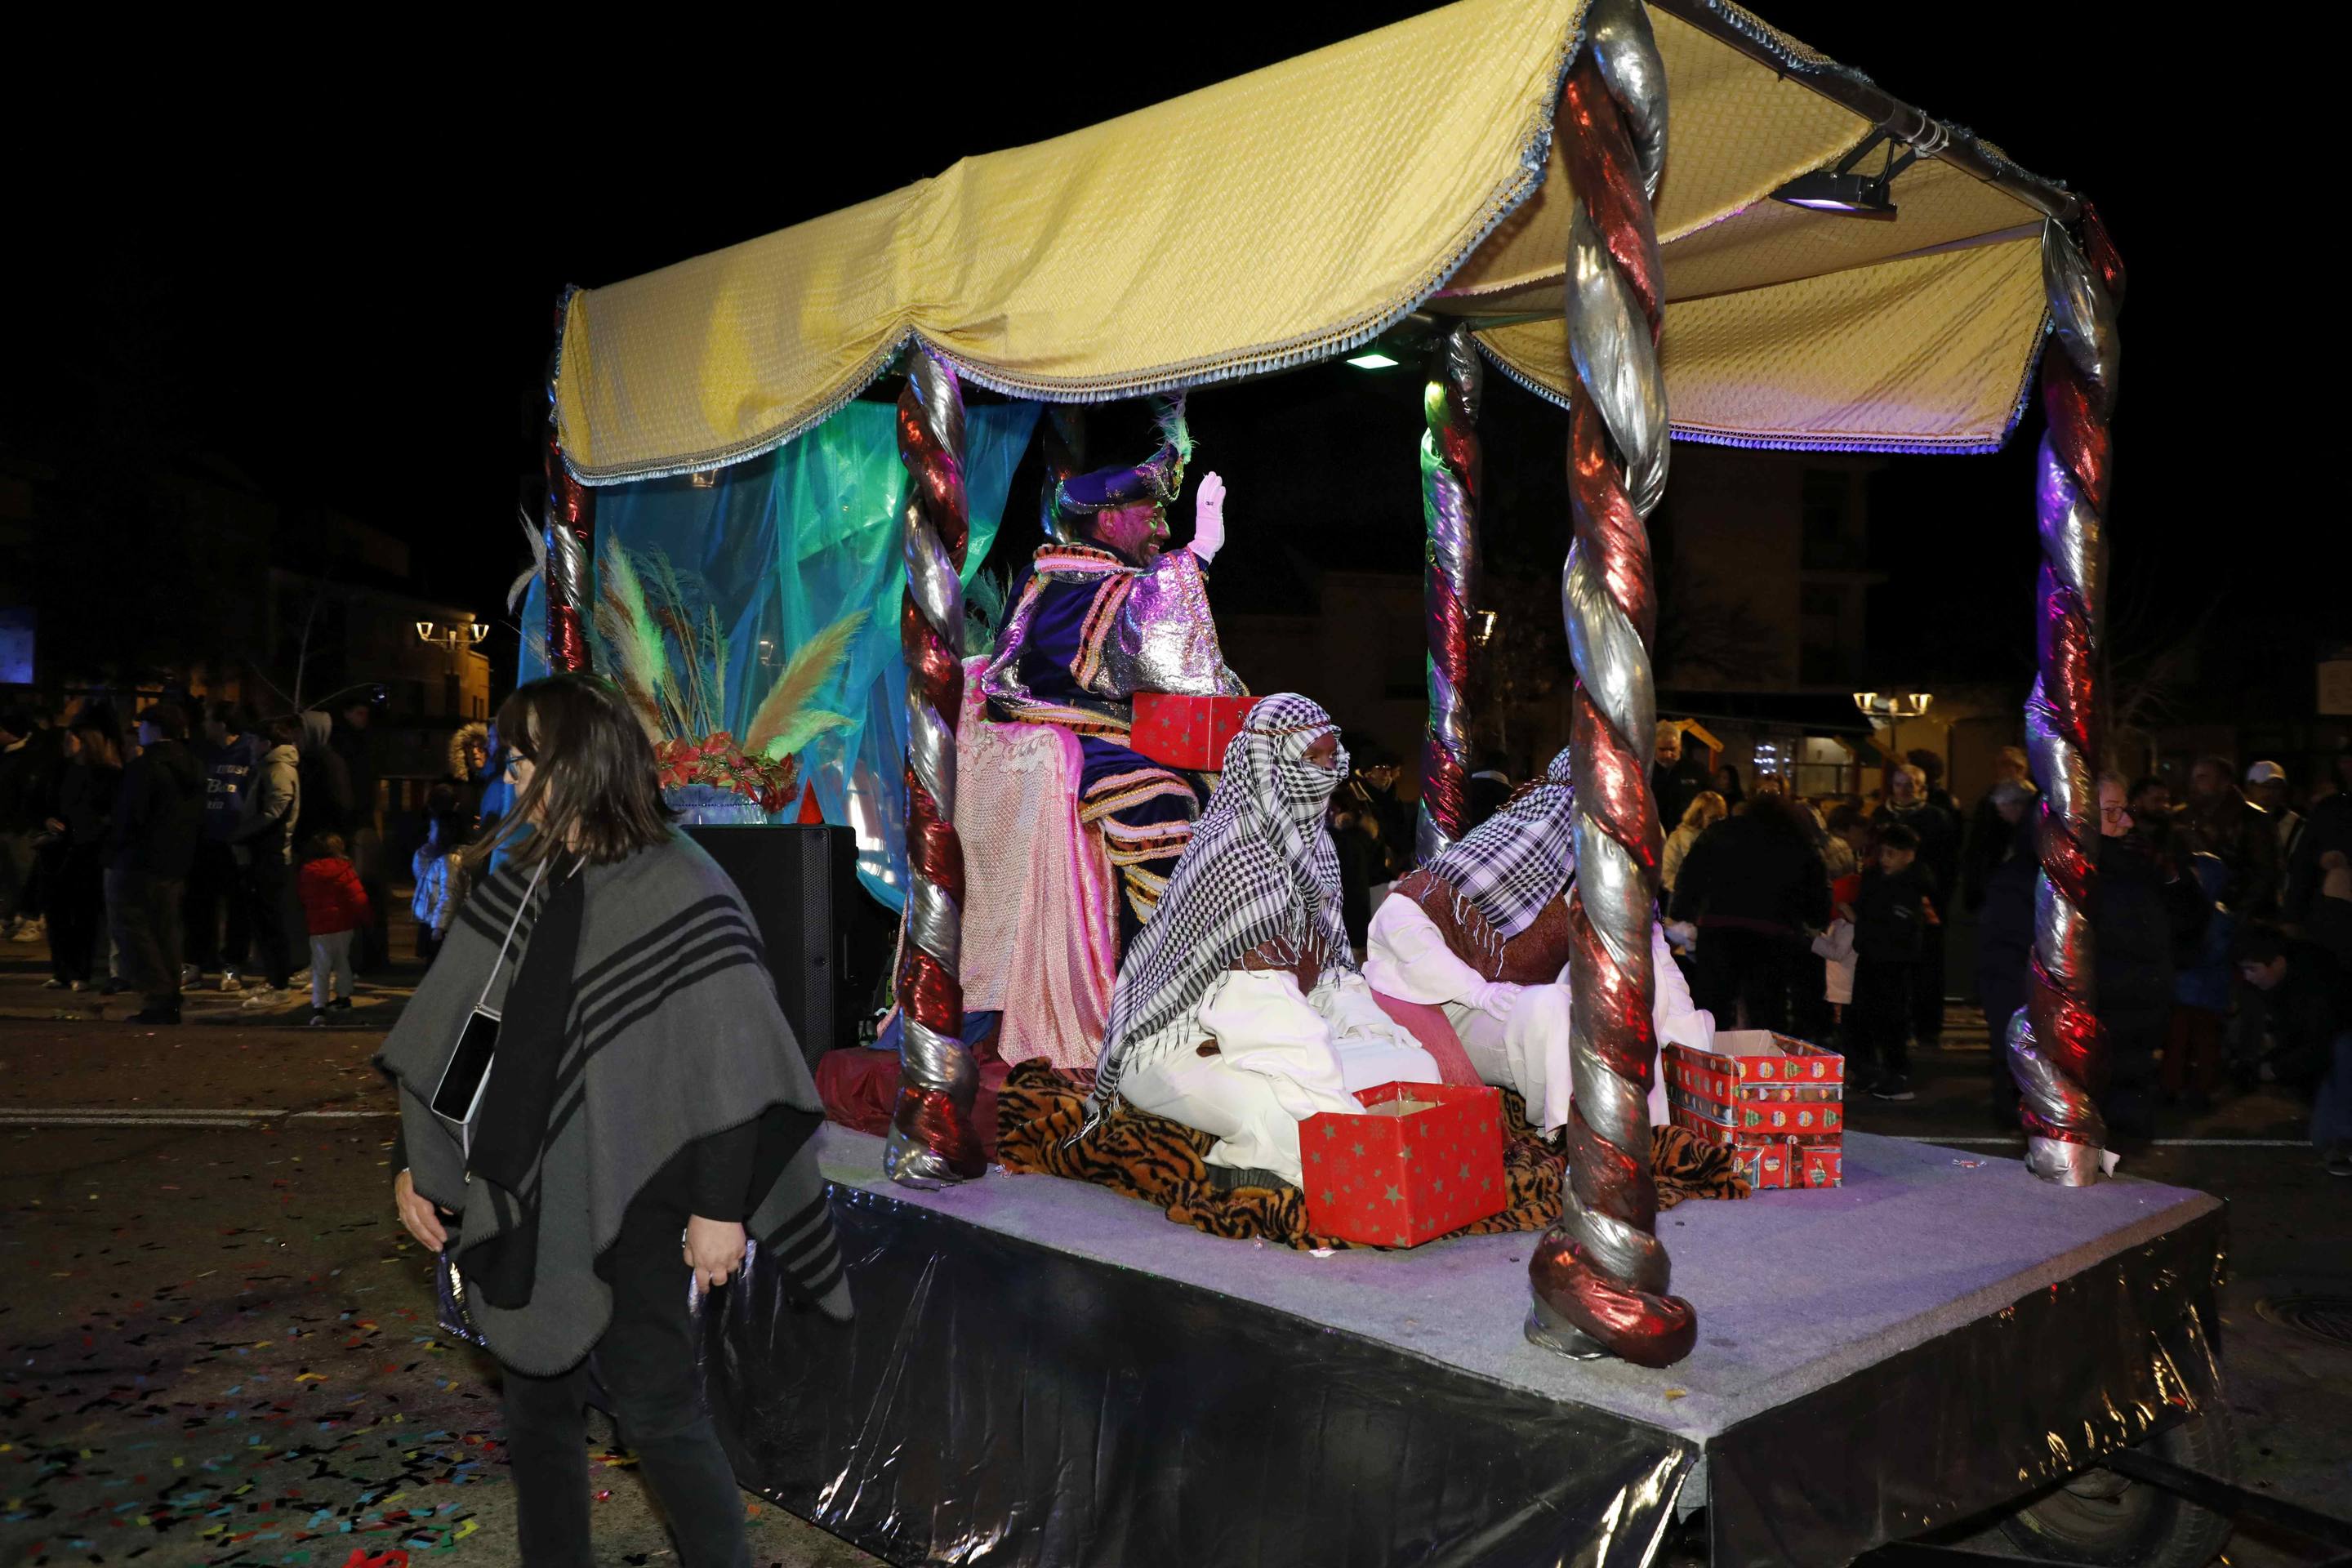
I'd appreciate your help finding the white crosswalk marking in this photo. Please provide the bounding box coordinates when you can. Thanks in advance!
[0,1106,396,1128]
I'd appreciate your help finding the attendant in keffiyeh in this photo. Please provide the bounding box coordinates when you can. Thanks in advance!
[1365,746,1714,1134]
[1095,694,1439,1190]
[980,396,1245,951]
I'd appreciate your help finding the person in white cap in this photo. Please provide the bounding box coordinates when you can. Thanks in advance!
[2246,761,2304,869]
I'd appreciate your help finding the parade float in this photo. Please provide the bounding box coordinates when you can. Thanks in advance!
[513,2,2244,1561]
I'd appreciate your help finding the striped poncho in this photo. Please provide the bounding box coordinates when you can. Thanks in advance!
[378,831,849,1375]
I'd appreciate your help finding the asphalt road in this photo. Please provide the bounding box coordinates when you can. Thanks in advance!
[0,920,2344,1566]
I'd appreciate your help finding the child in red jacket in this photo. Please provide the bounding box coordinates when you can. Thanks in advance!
[297,833,372,1026]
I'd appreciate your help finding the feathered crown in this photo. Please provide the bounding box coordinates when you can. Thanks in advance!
[1054,394,1193,523]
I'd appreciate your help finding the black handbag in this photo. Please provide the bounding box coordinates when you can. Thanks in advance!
[427,862,546,1348]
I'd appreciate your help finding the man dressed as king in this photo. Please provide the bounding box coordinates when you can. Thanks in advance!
[980,399,1245,949]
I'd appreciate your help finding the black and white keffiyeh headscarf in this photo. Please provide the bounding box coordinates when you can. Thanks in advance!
[1422,746,1577,940]
[1091,693,1350,1120]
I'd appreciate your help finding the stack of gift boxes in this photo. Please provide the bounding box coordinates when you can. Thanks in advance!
[1664,1030,1845,1189]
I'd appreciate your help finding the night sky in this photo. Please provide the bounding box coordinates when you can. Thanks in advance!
[13,4,2296,715]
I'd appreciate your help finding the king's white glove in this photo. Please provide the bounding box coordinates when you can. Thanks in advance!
[1470,980,1524,1023]
[1190,471,1227,564]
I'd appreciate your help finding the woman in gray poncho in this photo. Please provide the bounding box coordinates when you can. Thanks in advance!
[380,674,848,1568]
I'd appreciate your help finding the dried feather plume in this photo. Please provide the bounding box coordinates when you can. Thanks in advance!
[507,506,548,616]
[747,609,866,762]
[585,538,865,765]
[590,539,670,739]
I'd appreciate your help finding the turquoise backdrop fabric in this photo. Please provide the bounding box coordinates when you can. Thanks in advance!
[520,399,1039,906]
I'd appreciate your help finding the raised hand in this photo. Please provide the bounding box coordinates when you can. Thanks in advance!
[1190,471,1227,563]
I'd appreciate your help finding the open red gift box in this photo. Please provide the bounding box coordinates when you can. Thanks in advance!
[1299,1080,1508,1248]
[1664,1029,1845,1190]
[1130,693,1256,773]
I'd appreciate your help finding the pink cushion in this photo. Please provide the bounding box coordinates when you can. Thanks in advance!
[1369,991,1483,1087]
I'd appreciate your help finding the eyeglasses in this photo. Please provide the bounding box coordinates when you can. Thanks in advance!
[504,754,532,782]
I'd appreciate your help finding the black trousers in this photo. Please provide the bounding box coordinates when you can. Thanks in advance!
[1691,926,1802,1034]
[1911,907,1948,1044]
[1848,955,1916,1079]
[182,840,251,973]
[498,1193,751,1568]
[47,844,103,984]
[243,855,296,989]
[108,867,185,1009]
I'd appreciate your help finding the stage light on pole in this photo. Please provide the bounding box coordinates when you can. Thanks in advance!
[1472,608,1498,645]
[1771,127,1928,221]
[1346,351,1400,370]
[415,621,437,642]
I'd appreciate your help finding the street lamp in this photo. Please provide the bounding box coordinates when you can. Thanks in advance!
[416,621,488,721]
[416,621,488,648]
[1851,691,1933,722]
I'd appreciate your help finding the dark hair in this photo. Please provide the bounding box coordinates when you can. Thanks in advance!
[1878,823,1920,853]
[210,699,260,734]
[1743,789,1809,841]
[139,702,189,741]
[2128,775,2167,800]
[304,831,348,861]
[0,708,33,739]
[1826,803,1867,833]
[266,713,305,745]
[466,674,673,876]
[2230,923,2287,967]
[1904,747,1945,782]
[68,699,119,738]
[425,809,470,848]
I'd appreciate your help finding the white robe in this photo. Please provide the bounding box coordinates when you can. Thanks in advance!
[1363,896,1713,1134]
[1116,969,1440,1187]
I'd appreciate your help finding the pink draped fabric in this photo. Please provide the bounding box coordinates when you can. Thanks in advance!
[955,658,1120,1071]
[1369,991,1484,1087]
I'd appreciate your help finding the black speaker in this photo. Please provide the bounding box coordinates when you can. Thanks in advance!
[686,825,867,1074]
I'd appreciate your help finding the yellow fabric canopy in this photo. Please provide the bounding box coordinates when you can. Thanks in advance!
[554,0,2067,482]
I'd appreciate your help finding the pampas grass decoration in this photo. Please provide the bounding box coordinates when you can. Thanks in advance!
[591,541,669,740]
[746,608,866,763]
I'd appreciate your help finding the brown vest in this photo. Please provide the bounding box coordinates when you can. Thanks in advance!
[1395,868,1574,985]
[1234,935,1336,994]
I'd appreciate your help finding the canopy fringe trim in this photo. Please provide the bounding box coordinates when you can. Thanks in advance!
[565,330,911,488]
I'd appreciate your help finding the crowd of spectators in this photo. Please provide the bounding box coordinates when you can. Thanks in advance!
[0,697,510,1029]
[1648,732,2352,1172]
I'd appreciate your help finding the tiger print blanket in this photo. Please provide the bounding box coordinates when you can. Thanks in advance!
[995,1059,1746,1250]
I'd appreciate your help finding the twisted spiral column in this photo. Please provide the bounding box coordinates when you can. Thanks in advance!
[887,346,985,1186]
[1417,325,1482,864]
[1524,0,1692,1368]
[542,298,595,675]
[2007,209,2124,1187]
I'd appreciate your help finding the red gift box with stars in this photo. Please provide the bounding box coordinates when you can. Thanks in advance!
[1299,1080,1508,1247]
[1664,1029,1845,1190]
[1130,693,1257,772]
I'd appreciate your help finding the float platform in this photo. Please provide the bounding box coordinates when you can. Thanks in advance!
[702,1124,2223,1567]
